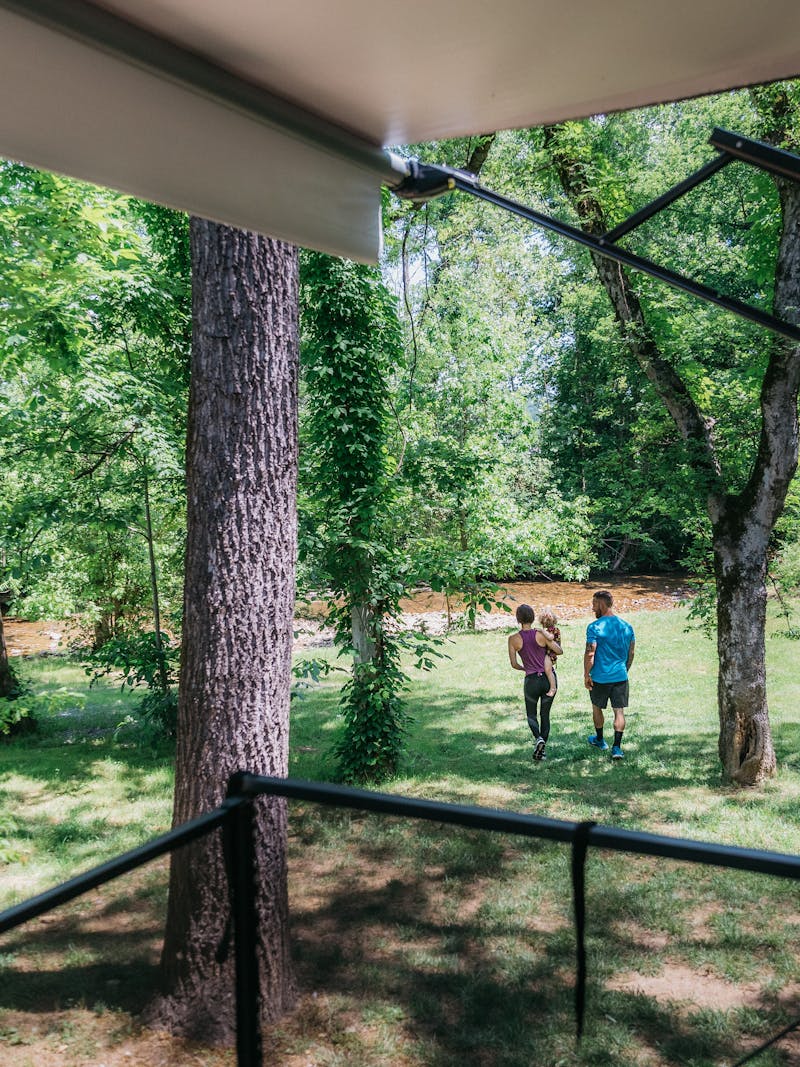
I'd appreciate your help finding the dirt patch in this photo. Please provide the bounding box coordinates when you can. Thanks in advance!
[301,574,691,648]
[397,574,692,620]
[3,575,690,656]
[606,961,764,1011]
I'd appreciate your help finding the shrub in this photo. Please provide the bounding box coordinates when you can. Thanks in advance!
[84,629,179,740]
[0,698,36,741]
[0,660,35,740]
[137,685,178,738]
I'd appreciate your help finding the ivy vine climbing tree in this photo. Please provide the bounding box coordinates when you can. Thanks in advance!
[300,252,436,782]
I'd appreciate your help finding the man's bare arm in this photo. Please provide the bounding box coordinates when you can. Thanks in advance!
[626,640,635,670]
[583,640,596,689]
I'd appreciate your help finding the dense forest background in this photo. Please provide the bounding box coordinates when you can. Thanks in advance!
[2,87,800,648]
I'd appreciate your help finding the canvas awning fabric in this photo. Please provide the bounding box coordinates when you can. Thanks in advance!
[2,0,799,262]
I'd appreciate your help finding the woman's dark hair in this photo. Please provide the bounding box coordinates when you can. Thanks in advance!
[515,604,535,625]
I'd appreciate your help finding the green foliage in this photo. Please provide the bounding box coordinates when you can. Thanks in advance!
[420,548,511,629]
[301,252,418,780]
[773,540,800,595]
[0,680,92,742]
[84,630,177,692]
[523,100,787,571]
[136,686,179,738]
[0,162,188,644]
[0,698,35,740]
[334,656,411,784]
[0,655,29,703]
[83,630,178,738]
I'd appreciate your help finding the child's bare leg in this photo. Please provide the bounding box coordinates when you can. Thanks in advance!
[544,659,556,697]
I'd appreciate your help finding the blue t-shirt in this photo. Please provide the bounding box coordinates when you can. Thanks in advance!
[586,615,635,683]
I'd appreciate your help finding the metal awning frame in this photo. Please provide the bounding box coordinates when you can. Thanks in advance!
[395,128,800,344]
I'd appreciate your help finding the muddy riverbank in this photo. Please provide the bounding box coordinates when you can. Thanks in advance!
[3,574,692,656]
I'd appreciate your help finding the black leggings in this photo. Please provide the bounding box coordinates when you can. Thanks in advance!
[524,672,556,741]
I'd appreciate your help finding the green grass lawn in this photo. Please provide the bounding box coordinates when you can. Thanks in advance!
[1,604,800,1066]
[291,605,800,848]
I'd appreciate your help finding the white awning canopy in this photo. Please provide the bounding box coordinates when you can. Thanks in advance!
[2,0,799,261]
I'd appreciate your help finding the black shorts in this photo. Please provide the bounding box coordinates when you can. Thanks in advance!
[589,679,629,710]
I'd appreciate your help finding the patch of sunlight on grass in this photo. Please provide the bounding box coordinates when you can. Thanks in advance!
[483,742,522,756]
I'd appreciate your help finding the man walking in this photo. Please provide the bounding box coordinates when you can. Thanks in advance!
[584,590,635,760]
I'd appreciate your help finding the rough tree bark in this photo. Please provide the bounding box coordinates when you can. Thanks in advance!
[148,218,298,1040]
[714,171,800,782]
[544,121,800,784]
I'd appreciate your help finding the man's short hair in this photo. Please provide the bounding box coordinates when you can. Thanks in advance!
[515,604,535,625]
[593,590,613,607]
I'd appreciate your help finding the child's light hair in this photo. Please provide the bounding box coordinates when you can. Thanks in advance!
[538,608,558,630]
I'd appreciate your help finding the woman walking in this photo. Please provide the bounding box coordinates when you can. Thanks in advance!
[508,604,562,760]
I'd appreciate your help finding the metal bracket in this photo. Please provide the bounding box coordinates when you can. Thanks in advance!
[393,128,800,343]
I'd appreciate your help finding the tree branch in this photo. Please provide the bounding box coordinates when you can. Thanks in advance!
[542,124,725,509]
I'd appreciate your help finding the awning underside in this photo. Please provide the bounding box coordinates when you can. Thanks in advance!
[2,0,799,260]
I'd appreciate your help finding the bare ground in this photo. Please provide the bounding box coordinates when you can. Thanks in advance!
[4,575,692,659]
[2,843,797,1066]
[295,574,692,650]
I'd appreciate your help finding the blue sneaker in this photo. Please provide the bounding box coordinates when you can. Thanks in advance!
[588,734,608,751]
[611,745,624,760]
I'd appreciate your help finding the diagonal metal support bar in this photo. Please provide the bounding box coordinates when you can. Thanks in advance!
[453,174,800,343]
[602,150,733,243]
[394,131,800,344]
[602,127,800,245]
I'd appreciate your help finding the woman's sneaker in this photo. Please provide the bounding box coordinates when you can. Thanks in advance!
[587,734,609,751]
[533,737,546,760]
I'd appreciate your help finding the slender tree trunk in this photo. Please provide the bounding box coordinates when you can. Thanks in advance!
[0,611,14,698]
[351,602,377,665]
[149,219,298,1042]
[142,464,169,692]
[610,535,633,572]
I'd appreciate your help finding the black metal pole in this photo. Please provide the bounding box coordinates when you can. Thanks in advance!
[571,821,596,1042]
[226,776,262,1067]
[0,802,238,935]
[602,151,733,243]
[232,774,800,882]
[454,177,800,344]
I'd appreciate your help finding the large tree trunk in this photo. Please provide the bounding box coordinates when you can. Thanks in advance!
[713,524,776,784]
[711,173,800,784]
[149,219,298,1042]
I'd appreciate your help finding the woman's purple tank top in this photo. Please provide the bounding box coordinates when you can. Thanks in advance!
[519,629,547,674]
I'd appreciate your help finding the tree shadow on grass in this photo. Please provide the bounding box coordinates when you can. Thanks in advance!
[398,686,722,797]
[0,738,173,783]
[0,874,166,1016]
[1,813,794,1066]
[284,823,767,1067]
